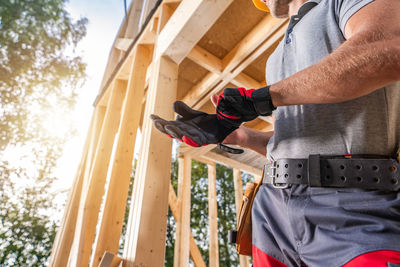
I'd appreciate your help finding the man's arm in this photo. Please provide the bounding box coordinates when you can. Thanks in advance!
[270,0,400,107]
[222,125,273,156]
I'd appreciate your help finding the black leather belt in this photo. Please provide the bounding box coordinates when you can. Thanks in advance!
[262,154,400,191]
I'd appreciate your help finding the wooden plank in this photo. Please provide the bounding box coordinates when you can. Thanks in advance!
[174,156,192,267]
[221,16,285,69]
[193,22,288,109]
[49,107,105,266]
[232,169,243,220]
[169,183,181,222]
[122,56,178,266]
[123,0,145,39]
[115,38,134,51]
[181,72,221,106]
[180,143,217,158]
[91,45,152,266]
[231,72,264,89]
[168,183,206,267]
[187,46,262,90]
[180,16,287,109]
[200,152,262,177]
[193,156,216,166]
[208,163,219,267]
[187,45,222,74]
[233,169,249,267]
[98,252,123,267]
[68,80,127,267]
[157,2,175,34]
[155,0,234,64]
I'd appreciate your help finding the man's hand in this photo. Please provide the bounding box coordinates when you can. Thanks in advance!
[151,101,238,147]
[216,86,275,127]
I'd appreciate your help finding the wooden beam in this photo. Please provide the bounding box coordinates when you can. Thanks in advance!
[200,152,262,177]
[187,46,263,90]
[230,72,264,89]
[233,169,250,267]
[187,45,222,74]
[179,143,217,158]
[181,72,221,107]
[115,38,134,51]
[181,16,288,109]
[122,56,178,266]
[193,21,288,109]
[68,80,127,267]
[155,0,234,64]
[208,163,219,267]
[98,252,123,267]
[49,106,105,266]
[221,16,285,69]
[91,45,152,266]
[168,183,206,267]
[123,0,145,39]
[174,156,192,267]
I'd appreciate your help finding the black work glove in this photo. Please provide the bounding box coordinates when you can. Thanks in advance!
[216,86,275,127]
[150,101,238,147]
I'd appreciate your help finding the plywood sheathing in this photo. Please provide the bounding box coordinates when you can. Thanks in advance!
[197,0,266,59]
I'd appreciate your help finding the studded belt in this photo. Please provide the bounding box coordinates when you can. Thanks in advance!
[262,154,400,191]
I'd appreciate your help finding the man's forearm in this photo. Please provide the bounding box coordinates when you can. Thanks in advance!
[237,127,273,156]
[270,35,400,107]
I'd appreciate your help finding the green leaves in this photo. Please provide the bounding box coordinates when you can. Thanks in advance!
[0,0,87,265]
[0,0,87,148]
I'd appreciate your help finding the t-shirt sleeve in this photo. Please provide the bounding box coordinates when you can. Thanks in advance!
[334,0,375,36]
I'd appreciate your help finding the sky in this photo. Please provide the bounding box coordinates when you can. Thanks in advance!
[53,0,129,189]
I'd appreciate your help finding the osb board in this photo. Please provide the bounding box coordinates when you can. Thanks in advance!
[177,58,209,100]
[242,40,281,83]
[197,0,267,59]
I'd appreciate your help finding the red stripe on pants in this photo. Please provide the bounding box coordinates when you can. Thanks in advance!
[343,250,400,267]
[253,245,287,267]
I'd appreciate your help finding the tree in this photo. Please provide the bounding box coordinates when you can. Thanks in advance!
[0,0,87,148]
[0,0,87,265]
[165,158,253,266]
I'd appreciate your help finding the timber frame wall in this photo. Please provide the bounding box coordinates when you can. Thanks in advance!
[50,0,287,266]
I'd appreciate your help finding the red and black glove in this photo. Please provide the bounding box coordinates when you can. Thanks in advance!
[216,86,275,127]
[150,101,238,147]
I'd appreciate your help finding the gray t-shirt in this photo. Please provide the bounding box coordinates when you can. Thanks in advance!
[266,0,400,160]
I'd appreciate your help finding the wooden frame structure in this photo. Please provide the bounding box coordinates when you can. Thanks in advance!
[50,0,287,265]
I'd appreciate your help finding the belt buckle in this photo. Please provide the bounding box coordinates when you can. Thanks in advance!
[269,161,289,189]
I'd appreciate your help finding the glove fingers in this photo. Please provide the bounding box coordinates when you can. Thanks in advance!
[174,101,207,120]
[222,88,241,97]
[150,114,169,135]
[164,124,184,140]
[165,123,205,147]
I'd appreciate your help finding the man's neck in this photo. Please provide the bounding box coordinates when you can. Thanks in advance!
[288,0,308,16]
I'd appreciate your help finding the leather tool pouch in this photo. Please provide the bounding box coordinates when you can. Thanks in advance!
[234,177,263,256]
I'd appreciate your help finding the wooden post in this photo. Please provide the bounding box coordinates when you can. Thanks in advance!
[208,163,219,267]
[49,106,105,266]
[174,156,192,267]
[68,80,127,267]
[122,56,178,266]
[91,45,152,266]
[233,169,249,267]
[169,183,207,267]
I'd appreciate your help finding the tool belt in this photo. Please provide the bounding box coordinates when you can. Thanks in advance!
[263,154,400,191]
[228,154,399,256]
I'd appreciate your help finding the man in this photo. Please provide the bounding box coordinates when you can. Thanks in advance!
[152,0,400,265]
